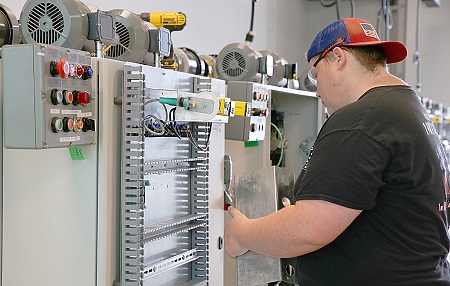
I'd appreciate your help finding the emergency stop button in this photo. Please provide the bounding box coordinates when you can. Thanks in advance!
[50,58,70,78]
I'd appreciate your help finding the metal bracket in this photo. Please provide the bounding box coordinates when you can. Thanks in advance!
[192,77,212,93]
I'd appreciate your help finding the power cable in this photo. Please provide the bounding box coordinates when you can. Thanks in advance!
[414,0,422,92]
[245,0,258,44]
[318,0,355,19]
[377,0,393,41]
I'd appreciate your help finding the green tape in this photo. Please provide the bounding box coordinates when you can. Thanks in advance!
[69,147,85,160]
[244,141,259,147]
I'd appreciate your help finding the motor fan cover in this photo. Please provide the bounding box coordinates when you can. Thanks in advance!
[259,50,288,87]
[216,42,262,82]
[20,0,90,49]
[105,9,152,64]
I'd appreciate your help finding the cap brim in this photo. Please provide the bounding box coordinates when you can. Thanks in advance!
[344,40,407,64]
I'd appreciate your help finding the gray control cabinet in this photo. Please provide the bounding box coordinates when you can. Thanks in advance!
[225,81,270,141]
[2,44,96,149]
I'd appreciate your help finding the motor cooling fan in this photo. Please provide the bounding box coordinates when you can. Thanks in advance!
[20,0,90,49]
[216,42,262,82]
[106,9,155,64]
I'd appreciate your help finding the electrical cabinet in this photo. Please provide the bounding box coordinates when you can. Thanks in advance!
[119,63,225,286]
[1,45,98,286]
[1,46,225,286]
[224,85,322,286]
[225,81,270,142]
[2,44,96,149]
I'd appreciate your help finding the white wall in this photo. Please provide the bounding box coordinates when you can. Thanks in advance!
[403,0,450,106]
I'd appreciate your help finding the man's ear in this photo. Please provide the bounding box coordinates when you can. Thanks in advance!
[332,47,346,69]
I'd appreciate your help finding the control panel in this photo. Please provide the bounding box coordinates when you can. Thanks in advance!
[225,81,269,141]
[2,44,96,149]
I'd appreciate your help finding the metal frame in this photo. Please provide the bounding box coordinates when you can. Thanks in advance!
[120,63,224,286]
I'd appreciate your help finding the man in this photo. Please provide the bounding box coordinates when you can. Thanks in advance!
[225,18,450,285]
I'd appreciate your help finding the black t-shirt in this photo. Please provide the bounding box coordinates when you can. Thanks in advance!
[295,86,450,285]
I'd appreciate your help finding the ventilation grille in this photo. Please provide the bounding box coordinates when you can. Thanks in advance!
[106,22,129,58]
[27,2,64,44]
[222,51,246,78]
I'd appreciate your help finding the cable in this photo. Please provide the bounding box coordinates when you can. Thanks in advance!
[319,0,355,20]
[186,123,211,152]
[271,122,284,167]
[377,0,393,41]
[250,0,257,32]
[335,0,341,20]
[144,115,166,135]
[414,0,422,92]
[319,0,337,8]
[245,0,258,43]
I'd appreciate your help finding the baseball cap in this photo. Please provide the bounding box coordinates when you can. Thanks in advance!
[307,18,407,64]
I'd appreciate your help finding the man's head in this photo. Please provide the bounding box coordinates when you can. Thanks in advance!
[306,18,407,114]
[307,18,407,65]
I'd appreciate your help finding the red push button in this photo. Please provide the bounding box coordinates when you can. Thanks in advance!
[76,65,84,78]
[63,90,73,105]
[63,117,74,132]
[73,91,91,106]
[77,91,91,105]
[50,58,70,78]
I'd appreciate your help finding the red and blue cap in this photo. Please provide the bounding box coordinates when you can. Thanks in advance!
[307,18,407,64]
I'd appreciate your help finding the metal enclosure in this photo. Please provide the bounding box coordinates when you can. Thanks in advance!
[224,86,322,286]
[1,45,98,286]
[120,63,225,286]
[2,44,96,149]
[225,81,270,142]
[234,166,298,285]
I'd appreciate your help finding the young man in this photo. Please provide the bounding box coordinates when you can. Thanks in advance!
[225,18,450,285]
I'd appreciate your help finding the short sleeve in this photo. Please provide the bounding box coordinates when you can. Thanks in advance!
[295,130,390,210]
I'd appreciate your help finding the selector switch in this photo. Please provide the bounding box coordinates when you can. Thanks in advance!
[82,118,95,132]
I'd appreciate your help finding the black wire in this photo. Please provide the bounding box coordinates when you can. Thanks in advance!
[319,0,355,19]
[414,0,422,92]
[250,0,257,32]
[319,0,337,8]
